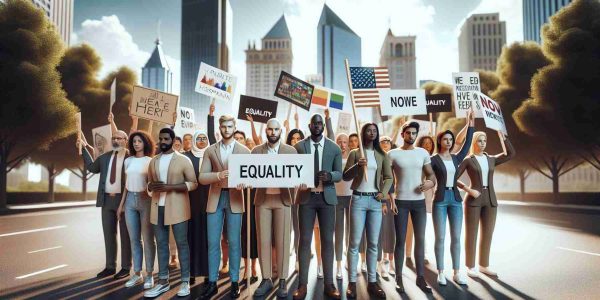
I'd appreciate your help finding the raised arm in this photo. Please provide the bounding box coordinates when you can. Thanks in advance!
[452,109,474,155]
[108,112,118,135]
[494,133,515,166]
[325,109,335,140]
[207,102,217,144]
[246,114,262,145]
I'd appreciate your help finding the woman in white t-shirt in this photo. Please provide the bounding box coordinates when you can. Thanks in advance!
[116,131,155,290]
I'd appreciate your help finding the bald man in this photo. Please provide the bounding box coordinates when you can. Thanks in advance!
[79,129,132,280]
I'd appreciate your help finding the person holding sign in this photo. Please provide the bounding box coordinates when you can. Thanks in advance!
[237,119,296,298]
[78,128,132,280]
[456,131,515,278]
[388,122,437,294]
[144,128,198,298]
[430,111,475,286]
[198,115,250,299]
[292,114,343,300]
[343,123,393,299]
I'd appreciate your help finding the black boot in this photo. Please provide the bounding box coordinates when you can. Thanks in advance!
[199,281,217,299]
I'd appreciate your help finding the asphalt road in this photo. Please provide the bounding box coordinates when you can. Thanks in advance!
[1,202,599,299]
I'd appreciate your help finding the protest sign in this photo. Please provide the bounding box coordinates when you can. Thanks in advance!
[311,85,346,110]
[195,62,237,102]
[130,85,178,125]
[336,112,353,135]
[426,93,452,113]
[379,89,427,116]
[238,95,279,124]
[474,92,507,135]
[274,71,314,111]
[109,79,116,112]
[173,106,196,137]
[228,154,315,188]
[91,124,112,159]
[452,72,482,118]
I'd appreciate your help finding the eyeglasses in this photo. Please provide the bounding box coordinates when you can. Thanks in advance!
[196,137,208,141]
[380,140,391,143]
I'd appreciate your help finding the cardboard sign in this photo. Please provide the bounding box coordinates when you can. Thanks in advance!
[274,71,314,111]
[110,79,116,112]
[379,89,427,116]
[336,112,353,135]
[130,85,178,125]
[173,106,196,137]
[426,93,452,113]
[395,119,437,147]
[75,112,82,155]
[238,95,279,124]
[194,62,237,102]
[452,72,482,118]
[311,85,346,110]
[474,92,507,135]
[91,124,112,159]
[228,154,315,188]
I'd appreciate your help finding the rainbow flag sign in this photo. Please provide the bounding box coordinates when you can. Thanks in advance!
[311,85,346,111]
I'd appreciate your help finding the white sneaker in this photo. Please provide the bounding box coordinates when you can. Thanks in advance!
[317,264,324,279]
[453,272,468,285]
[467,267,479,278]
[378,261,389,279]
[143,282,170,298]
[437,272,447,286]
[479,266,498,277]
[361,261,367,273]
[388,261,396,276]
[177,281,190,297]
[125,274,142,288]
[336,264,343,280]
[144,275,154,289]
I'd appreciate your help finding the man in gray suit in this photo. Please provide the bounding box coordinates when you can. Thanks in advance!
[78,129,132,279]
[292,114,342,300]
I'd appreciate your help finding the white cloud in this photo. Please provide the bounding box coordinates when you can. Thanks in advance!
[74,15,181,95]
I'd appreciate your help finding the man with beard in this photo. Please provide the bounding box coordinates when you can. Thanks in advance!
[78,129,132,280]
[241,119,297,298]
[292,114,343,300]
[198,115,250,299]
[388,122,436,294]
[144,128,198,298]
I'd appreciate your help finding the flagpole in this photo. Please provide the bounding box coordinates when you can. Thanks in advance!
[344,59,368,182]
[245,188,251,296]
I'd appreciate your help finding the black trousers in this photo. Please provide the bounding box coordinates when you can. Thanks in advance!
[394,199,426,277]
[101,194,131,270]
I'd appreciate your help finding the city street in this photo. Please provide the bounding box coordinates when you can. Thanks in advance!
[1,202,599,299]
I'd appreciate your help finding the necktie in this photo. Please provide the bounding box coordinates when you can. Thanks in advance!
[109,151,118,184]
[314,143,320,188]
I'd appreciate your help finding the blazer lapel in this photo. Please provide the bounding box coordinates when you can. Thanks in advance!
[215,142,224,169]
[103,150,113,173]
[154,154,161,182]
[435,155,448,183]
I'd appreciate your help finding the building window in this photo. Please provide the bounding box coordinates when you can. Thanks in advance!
[483,23,486,35]
[473,40,476,54]
[472,24,476,36]
[493,24,496,35]
[478,24,481,35]
[395,43,403,57]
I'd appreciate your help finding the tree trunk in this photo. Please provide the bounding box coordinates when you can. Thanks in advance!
[47,164,55,203]
[550,159,560,204]
[518,169,527,201]
[0,150,7,210]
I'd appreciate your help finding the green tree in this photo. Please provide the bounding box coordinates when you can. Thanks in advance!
[0,0,78,209]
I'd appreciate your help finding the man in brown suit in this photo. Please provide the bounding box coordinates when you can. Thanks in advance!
[198,115,250,299]
[244,119,296,298]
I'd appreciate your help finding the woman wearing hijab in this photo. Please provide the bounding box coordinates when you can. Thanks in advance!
[183,130,211,285]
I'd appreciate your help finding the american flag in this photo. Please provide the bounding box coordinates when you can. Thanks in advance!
[349,67,390,108]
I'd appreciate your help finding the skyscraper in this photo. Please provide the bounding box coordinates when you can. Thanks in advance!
[245,15,293,101]
[317,4,361,96]
[523,0,573,44]
[379,29,416,89]
[142,38,173,93]
[180,0,232,118]
[458,13,506,72]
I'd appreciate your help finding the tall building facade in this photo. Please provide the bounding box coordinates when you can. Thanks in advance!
[245,15,293,101]
[142,39,173,93]
[379,30,416,89]
[523,0,573,44]
[180,0,232,118]
[458,13,506,72]
[317,4,361,96]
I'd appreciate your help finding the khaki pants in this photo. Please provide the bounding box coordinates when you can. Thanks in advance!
[465,189,497,268]
[256,194,292,279]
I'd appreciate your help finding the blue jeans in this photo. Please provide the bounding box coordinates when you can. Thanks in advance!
[207,191,242,282]
[433,189,463,271]
[348,195,383,282]
[124,192,155,274]
[154,206,190,282]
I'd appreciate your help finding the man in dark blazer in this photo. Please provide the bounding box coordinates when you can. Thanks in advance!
[78,129,132,279]
[292,114,342,300]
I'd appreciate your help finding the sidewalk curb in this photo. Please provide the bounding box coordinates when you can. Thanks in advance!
[0,201,96,216]
[499,200,600,212]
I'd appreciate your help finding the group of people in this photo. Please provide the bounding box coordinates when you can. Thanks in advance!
[77,103,514,299]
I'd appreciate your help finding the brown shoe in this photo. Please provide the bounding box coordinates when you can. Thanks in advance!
[346,282,357,299]
[368,282,386,299]
[324,283,341,299]
[293,284,307,300]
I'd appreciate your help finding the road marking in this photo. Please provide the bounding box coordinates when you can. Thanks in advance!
[557,246,600,257]
[0,225,67,237]
[27,246,63,254]
[16,264,68,279]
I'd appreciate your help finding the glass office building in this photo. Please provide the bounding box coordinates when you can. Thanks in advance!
[523,0,572,44]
